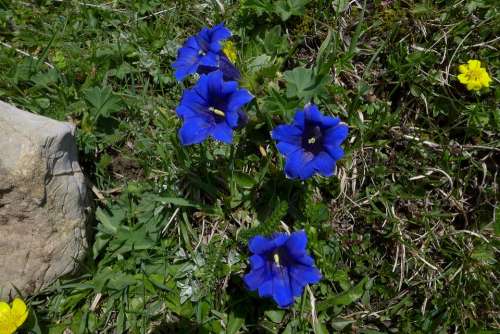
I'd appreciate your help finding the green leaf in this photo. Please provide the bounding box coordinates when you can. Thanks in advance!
[265,310,285,323]
[259,25,289,55]
[158,196,201,208]
[312,321,329,334]
[84,86,123,118]
[242,0,274,15]
[274,0,310,21]
[318,277,368,311]
[227,312,245,334]
[235,172,257,189]
[331,318,355,330]
[283,67,329,102]
[95,207,119,235]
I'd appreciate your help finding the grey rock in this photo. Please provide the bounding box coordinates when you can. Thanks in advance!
[0,100,89,299]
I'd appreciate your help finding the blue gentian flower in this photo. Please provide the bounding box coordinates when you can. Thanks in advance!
[197,53,241,81]
[271,104,348,180]
[244,230,322,308]
[176,70,253,145]
[172,23,240,81]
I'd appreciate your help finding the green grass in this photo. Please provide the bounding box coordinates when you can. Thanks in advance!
[1,0,499,333]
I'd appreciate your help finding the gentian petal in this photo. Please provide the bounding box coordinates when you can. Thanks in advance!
[207,71,224,97]
[179,117,212,145]
[290,264,322,285]
[180,89,208,114]
[199,52,218,67]
[184,36,199,49]
[321,115,341,127]
[284,149,314,180]
[290,272,307,297]
[294,254,315,266]
[249,236,274,254]
[312,152,336,177]
[172,37,202,81]
[211,121,233,144]
[192,74,210,101]
[258,278,273,298]
[221,80,238,95]
[276,142,301,156]
[285,230,307,256]
[271,125,302,145]
[209,23,231,49]
[304,104,322,123]
[271,266,294,308]
[300,161,316,180]
[225,109,240,128]
[293,111,306,129]
[324,145,344,161]
[176,105,199,120]
[219,54,241,81]
[195,28,211,51]
[271,233,289,248]
[249,254,266,269]
[324,124,349,146]
[244,266,267,291]
[227,89,253,113]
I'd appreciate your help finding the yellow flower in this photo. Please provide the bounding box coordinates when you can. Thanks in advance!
[222,40,237,63]
[457,59,492,91]
[0,298,28,334]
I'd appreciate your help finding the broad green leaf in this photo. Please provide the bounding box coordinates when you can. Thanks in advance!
[159,197,201,208]
[227,312,245,334]
[95,207,118,234]
[331,318,355,330]
[265,310,285,323]
[84,86,122,118]
[274,0,310,21]
[318,277,368,311]
[283,67,329,101]
[235,172,257,189]
[242,0,274,14]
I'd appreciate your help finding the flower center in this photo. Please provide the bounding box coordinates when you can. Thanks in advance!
[273,253,280,266]
[302,124,324,155]
[209,106,225,117]
[466,68,481,82]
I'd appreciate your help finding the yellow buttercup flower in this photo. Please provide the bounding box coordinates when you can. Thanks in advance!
[0,298,28,334]
[457,59,492,91]
[222,40,237,63]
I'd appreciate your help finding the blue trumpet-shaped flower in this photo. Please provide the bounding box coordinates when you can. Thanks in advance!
[172,23,240,81]
[271,104,348,180]
[176,70,253,145]
[244,230,322,308]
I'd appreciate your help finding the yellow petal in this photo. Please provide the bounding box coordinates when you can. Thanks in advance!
[0,322,17,334]
[222,41,237,63]
[466,82,480,91]
[458,64,468,74]
[0,302,10,315]
[457,73,469,84]
[10,298,28,328]
[0,303,16,334]
[479,69,492,86]
[467,59,481,69]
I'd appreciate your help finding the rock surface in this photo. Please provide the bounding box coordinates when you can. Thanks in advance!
[0,100,89,299]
